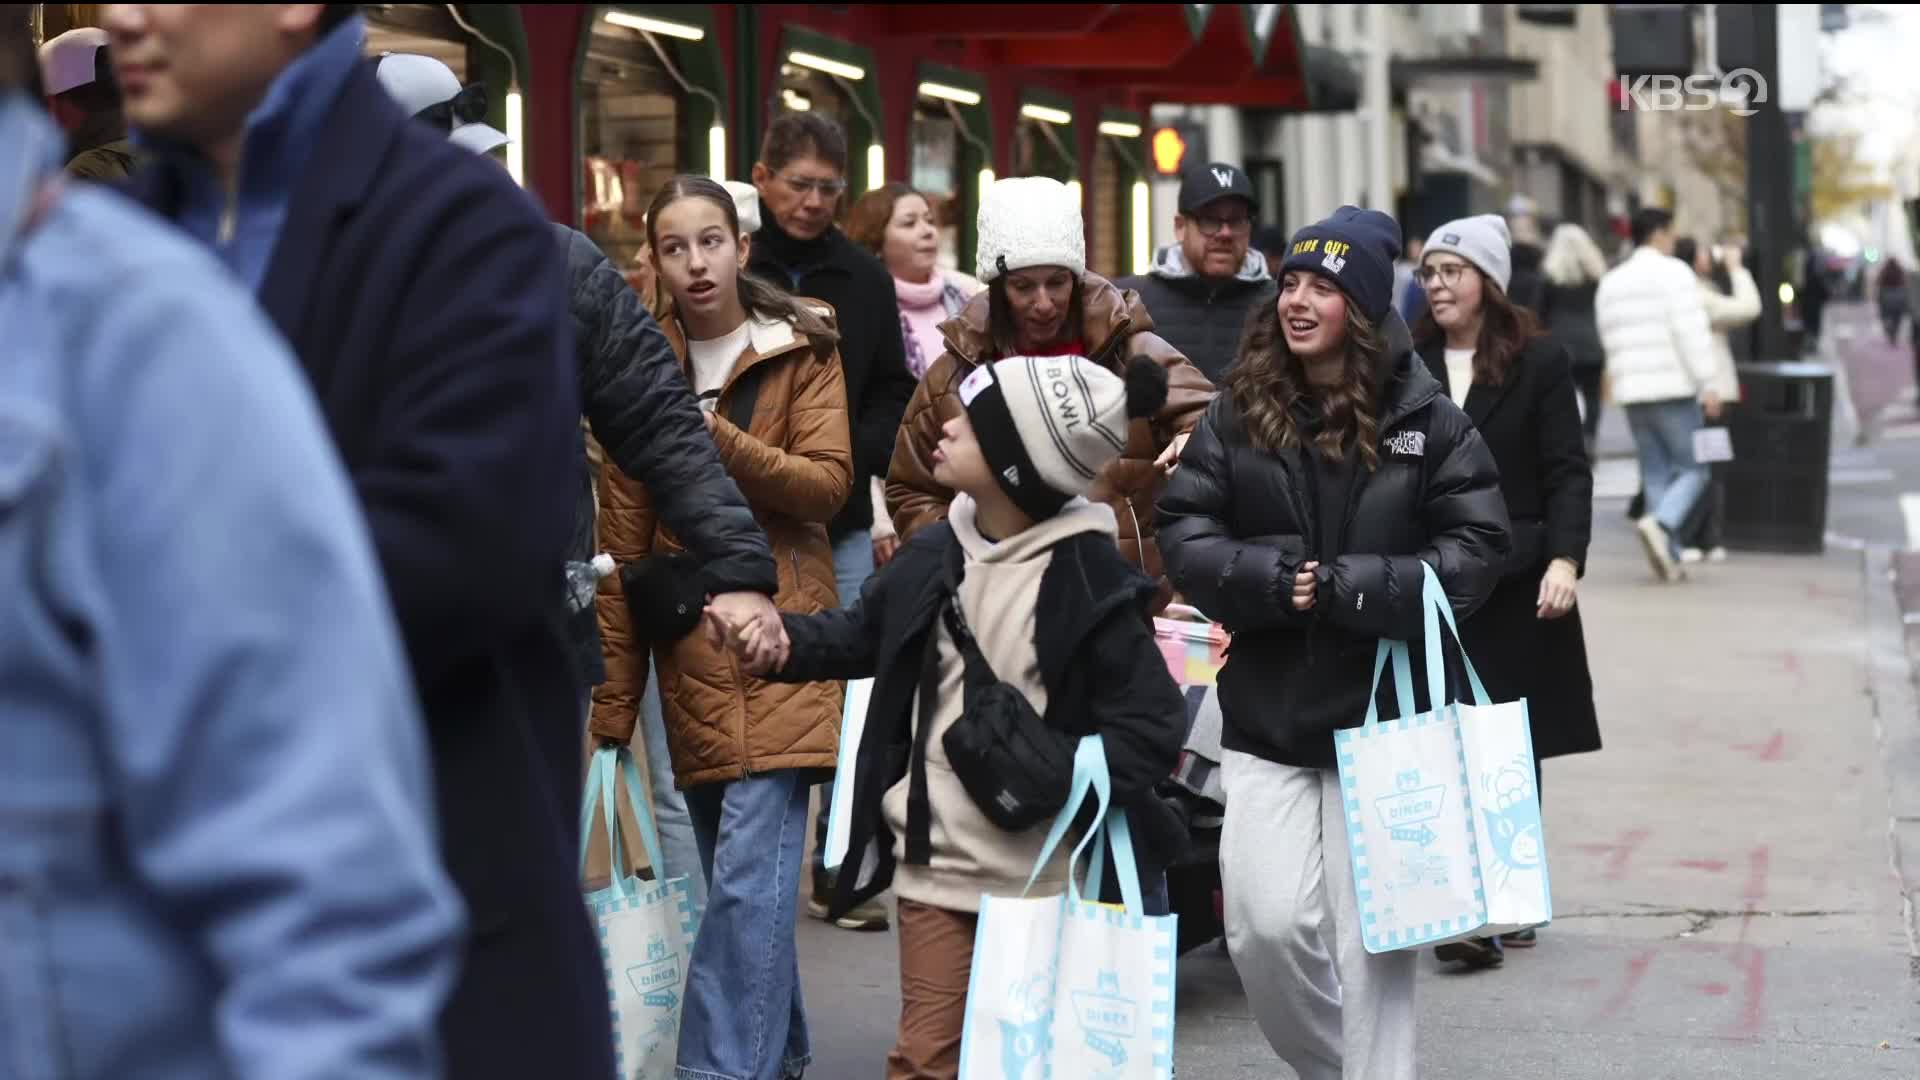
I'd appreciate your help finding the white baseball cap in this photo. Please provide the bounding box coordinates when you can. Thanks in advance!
[373,52,511,155]
[39,27,108,97]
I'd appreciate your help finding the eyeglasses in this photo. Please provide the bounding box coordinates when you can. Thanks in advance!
[779,174,848,199]
[1417,262,1473,288]
[1191,214,1252,237]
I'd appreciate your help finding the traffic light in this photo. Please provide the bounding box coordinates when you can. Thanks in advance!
[1150,124,1207,177]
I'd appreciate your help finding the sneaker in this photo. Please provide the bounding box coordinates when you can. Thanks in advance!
[1635,516,1678,582]
[1498,928,1538,948]
[808,867,889,931]
[1436,936,1505,970]
[1680,547,1705,564]
[1707,547,1729,563]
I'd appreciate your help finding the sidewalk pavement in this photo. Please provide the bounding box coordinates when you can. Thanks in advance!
[796,493,1920,1077]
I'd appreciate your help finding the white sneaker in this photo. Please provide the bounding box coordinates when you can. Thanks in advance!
[1635,516,1678,582]
[1680,548,1706,564]
[1707,547,1729,563]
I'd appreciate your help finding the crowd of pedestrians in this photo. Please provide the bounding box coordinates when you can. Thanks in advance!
[10,5,1796,1077]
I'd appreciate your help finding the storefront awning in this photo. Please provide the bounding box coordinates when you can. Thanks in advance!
[871,4,1315,111]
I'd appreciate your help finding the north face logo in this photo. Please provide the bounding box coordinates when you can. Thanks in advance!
[1003,464,1022,486]
[1321,251,1346,275]
[1211,167,1236,188]
[1384,431,1426,457]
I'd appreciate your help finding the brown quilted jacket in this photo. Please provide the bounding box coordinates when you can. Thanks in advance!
[590,306,852,788]
[884,273,1216,601]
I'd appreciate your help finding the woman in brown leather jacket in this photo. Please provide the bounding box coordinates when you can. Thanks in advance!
[884,176,1215,605]
[590,175,850,1080]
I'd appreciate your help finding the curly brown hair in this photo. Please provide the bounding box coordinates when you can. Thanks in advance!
[1410,269,1542,386]
[1225,294,1387,471]
[844,183,921,258]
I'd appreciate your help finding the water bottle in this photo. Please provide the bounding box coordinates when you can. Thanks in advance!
[565,553,617,614]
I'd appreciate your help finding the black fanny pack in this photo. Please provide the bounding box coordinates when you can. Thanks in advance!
[909,594,1076,843]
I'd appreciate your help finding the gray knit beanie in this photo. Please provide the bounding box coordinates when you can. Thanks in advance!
[1424,215,1513,294]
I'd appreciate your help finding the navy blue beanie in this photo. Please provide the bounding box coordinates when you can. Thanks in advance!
[1279,206,1404,325]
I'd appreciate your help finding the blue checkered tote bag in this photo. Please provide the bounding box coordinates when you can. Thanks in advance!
[1333,563,1552,954]
[958,736,1178,1080]
[580,746,701,1078]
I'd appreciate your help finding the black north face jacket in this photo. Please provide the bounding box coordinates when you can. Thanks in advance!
[1155,314,1511,768]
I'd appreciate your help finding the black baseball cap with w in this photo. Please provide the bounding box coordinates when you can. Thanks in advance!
[1178,161,1257,216]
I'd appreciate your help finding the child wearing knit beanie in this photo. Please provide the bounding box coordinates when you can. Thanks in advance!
[727,356,1189,1077]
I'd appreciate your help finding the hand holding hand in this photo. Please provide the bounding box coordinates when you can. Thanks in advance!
[1292,561,1319,612]
[1537,558,1578,620]
[704,591,785,657]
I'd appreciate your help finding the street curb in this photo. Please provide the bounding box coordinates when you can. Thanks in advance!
[1865,545,1920,977]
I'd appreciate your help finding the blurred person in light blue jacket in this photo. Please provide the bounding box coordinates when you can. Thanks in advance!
[0,17,463,1080]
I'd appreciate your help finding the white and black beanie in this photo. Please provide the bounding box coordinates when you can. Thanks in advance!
[956,354,1170,521]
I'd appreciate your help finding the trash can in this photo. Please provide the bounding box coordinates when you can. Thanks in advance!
[1720,362,1834,554]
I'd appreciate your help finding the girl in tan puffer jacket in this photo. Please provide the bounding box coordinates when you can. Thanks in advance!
[591,175,850,1080]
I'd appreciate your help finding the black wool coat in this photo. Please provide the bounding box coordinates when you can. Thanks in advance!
[1421,335,1601,759]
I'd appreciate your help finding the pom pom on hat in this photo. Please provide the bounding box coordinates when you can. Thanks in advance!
[975,176,1086,284]
[1124,357,1169,420]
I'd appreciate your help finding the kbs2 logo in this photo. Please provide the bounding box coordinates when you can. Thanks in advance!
[1616,69,1767,117]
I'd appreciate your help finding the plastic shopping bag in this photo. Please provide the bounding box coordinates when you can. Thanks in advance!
[1155,604,1229,806]
[821,677,872,871]
[958,736,1178,1080]
[581,746,701,1079]
[1333,563,1552,954]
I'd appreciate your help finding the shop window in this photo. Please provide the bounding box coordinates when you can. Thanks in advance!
[910,100,964,273]
[775,64,856,159]
[363,4,471,77]
[580,18,682,284]
[1013,115,1075,183]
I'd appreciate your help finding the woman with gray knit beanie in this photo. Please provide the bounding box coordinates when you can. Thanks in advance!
[1414,213,1600,969]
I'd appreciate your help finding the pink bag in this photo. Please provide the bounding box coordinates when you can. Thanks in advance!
[1153,604,1227,688]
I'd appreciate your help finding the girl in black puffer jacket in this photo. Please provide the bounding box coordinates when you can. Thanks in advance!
[1155,206,1509,1080]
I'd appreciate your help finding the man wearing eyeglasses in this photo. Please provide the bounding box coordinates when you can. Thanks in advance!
[750,110,916,935]
[1117,161,1274,383]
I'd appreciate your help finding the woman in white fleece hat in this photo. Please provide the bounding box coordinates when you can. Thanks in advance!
[884,174,1215,612]
[1414,214,1600,968]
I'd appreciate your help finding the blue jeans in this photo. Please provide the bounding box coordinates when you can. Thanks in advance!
[1625,399,1710,546]
[815,529,876,871]
[677,770,813,1080]
[639,656,708,913]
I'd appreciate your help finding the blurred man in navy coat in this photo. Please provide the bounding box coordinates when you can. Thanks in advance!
[107,5,610,1076]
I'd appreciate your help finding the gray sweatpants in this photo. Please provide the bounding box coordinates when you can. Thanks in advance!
[1220,750,1417,1080]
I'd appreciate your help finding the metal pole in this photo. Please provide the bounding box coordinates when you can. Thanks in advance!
[1744,3,1793,360]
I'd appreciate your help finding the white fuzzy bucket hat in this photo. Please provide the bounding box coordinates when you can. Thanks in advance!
[975,176,1086,284]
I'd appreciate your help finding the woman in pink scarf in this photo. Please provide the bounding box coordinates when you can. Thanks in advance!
[846,183,985,380]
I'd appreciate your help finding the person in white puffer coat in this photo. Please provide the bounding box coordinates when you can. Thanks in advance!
[1594,207,1717,582]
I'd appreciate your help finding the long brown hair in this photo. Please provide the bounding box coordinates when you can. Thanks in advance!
[1225,288,1387,470]
[845,182,919,258]
[1411,269,1541,387]
[644,175,839,349]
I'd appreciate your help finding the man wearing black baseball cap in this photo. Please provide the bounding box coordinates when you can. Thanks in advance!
[1118,161,1276,382]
